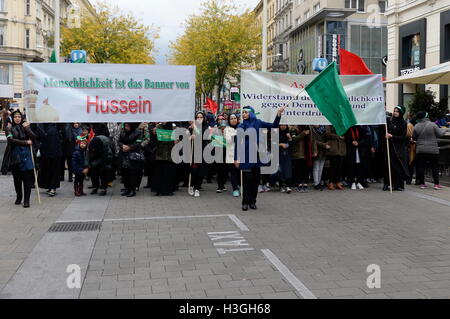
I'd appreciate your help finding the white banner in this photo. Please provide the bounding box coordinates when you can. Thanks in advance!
[241,70,386,125]
[23,63,196,123]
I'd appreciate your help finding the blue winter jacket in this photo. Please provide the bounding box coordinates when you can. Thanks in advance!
[72,145,86,174]
[234,107,281,170]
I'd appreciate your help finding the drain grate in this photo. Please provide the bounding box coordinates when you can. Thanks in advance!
[48,221,102,233]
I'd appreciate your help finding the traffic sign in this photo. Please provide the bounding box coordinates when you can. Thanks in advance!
[70,50,87,63]
[313,58,328,72]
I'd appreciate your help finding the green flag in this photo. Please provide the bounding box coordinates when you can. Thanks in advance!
[156,129,174,142]
[50,50,57,63]
[211,135,226,148]
[305,61,357,136]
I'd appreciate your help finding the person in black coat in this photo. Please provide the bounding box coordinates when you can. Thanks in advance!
[2,110,37,208]
[383,106,410,191]
[86,135,113,196]
[118,123,143,197]
[36,123,62,197]
[345,126,371,190]
[59,123,76,182]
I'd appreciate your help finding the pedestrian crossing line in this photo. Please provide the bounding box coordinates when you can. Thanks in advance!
[261,249,317,299]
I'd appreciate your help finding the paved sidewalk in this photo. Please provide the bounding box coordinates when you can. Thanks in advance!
[1,175,450,299]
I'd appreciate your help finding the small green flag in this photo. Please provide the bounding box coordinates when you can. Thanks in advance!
[50,50,57,63]
[305,61,357,136]
[156,129,174,142]
[211,135,226,148]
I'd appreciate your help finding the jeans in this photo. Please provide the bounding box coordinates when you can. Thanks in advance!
[313,159,325,186]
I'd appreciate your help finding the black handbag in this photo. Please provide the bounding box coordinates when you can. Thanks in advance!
[1,144,21,175]
[129,151,145,163]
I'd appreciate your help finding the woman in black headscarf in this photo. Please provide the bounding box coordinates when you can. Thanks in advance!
[37,123,62,197]
[118,123,143,197]
[2,110,37,207]
[383,105,410,191]
[152,122,177,196]
[189,111,209,197]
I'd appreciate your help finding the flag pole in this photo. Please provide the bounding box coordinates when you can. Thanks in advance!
[385,123,393,194]
[29,144,41,204]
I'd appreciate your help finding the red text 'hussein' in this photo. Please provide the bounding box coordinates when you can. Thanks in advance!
[86,96,152,114]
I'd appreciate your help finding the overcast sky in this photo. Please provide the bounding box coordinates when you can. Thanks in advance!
[104,0,261,64]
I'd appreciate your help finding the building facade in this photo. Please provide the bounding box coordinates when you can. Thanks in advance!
[386,0,450,110]
[0,0,95,111]
[288,0,388,76]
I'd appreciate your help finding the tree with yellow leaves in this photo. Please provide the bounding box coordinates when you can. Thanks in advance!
[169,0,260,108]
[61,3,159,64]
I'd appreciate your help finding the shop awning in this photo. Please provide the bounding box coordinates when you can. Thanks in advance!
[384,61,450,85]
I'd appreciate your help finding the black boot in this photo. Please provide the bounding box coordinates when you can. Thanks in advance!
[126,191,136,198]
[90,188,98,195]
[250,204,257,210]
[121,189,130,196]
[99,189,107,196]
[242,204,249,211]
[15,196,22,205]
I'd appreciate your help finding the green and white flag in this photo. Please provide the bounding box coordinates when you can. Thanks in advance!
[156,129,175,142]
[305,61,357,136]
[211,135,226,148]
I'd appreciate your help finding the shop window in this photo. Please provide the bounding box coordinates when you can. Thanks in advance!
[402,33,421,68]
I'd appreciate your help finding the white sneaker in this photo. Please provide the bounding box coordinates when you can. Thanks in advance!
[188,187,194,196]
[280,187,286,193]
[194,190,200,197]
[258,185,264,193]
[351,183,357,190]
[357,183,364,190]
[286,187,292,194]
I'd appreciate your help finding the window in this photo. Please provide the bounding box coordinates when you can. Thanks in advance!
[378,1,386,13]
[25,0,31,15]
[345,0,365,12]
[25,29,30,48]
[0,64,12,84]
[314,3,320,13]
[0,26,4,46]
[445,24,450,61]
[36,1,42,18]
[304,10,310,20]
[349,25,388,77]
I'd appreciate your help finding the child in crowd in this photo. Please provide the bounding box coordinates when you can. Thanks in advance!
[72,137,88,196]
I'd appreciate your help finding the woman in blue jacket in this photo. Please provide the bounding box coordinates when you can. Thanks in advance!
[235,105,285,211]
[4,110,37,208]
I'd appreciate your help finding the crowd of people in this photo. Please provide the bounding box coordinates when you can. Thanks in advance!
[1,105,450,210]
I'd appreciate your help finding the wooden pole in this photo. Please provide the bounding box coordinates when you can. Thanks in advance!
[29,144,41,204]
[188,123,195,195]
[385,123,393,194]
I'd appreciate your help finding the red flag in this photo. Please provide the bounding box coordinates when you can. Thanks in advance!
[339,48,373,75]
[204,97,218,115]
[88,127,95,142]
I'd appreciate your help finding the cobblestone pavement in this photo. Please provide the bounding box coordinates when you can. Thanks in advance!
[1,174,450,299]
